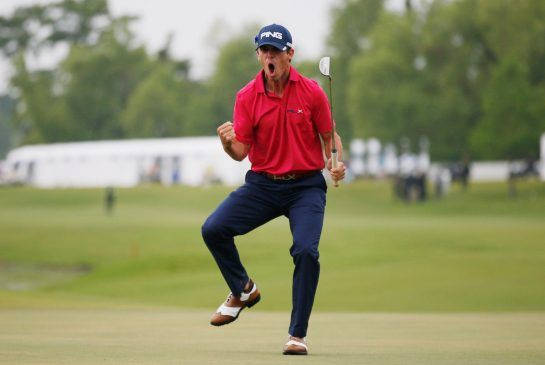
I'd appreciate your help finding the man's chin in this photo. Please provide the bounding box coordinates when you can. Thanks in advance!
[268,72,283,82]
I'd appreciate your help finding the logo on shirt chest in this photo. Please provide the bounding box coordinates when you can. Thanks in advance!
[287,108,304,114]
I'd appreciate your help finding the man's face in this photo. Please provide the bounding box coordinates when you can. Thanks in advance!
[256,45,294,82]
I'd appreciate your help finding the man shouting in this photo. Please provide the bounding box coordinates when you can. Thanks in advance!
[201,23,346,355]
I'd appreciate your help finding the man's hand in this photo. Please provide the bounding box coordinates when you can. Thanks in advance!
[217,121,250,162]
[326,158,346,185]
[217,121,236,148]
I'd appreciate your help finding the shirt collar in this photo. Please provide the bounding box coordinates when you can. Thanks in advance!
[255,66,300,94]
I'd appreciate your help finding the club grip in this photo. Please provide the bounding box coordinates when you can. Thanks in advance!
[332,150,339,187]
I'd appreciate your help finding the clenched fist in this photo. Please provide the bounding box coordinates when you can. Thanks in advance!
[217,121,236,148]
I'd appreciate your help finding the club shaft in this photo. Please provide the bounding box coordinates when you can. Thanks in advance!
[328,76,337,152]
[328,75,339,187]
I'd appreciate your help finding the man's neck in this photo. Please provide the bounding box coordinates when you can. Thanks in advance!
[264,69,290,97]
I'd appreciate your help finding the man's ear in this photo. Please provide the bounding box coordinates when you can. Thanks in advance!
[287,48,295,62]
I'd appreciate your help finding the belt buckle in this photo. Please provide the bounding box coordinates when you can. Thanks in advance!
[273,173,296,180]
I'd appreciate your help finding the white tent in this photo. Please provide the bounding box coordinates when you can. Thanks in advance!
[4,137,251,188]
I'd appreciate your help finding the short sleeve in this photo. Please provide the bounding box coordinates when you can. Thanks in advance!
[233,94,253,146]
[312,85,333,134]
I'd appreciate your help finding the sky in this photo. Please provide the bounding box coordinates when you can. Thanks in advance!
[0,0,403,91]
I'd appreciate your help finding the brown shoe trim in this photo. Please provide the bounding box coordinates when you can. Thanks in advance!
[283,344,308,355]
[210,280,261,326]
[210,311,241,326]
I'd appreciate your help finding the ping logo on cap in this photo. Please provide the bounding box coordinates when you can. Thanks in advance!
[260,31,283,40]
[255,24,293,51]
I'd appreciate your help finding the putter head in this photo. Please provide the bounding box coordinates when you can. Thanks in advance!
[319,56,331,77]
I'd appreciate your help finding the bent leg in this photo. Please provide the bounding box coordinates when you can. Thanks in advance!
[202,183,279,296]
[286,186,326,338]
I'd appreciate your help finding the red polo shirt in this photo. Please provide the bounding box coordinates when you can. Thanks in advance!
[233,66,332,175]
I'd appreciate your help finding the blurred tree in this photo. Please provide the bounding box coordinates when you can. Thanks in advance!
[347,11,450,155]
[468,0,545,159]
[343,0,545,160]
[0,95,15,158]
[4,0,544,161]
[3,0,146,143]
[424,0,545,160]
[58,20,151,140]
[11,19,151,143]
[0,0,110,57]
[0,4,48,57]
[412,0,485,160]
[207,29,260,130]
[328,0,385,141]
[346,1,481,160]
[470,59,545,159]
[183,84,217,136]
[121,32,199,138]
[44,0,110,45]
[294,59,322,85]
[10,55,71,143]
[121,62,194,137]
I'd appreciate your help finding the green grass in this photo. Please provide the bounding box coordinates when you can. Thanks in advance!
[1,180,544,311]
[1,309,544,364]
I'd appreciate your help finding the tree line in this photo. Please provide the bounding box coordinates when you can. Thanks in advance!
[1,0,544,161]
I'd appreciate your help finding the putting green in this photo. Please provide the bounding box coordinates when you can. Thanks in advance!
[1,309,544,364]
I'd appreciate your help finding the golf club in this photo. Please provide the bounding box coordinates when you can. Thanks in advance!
[319,56,339,187]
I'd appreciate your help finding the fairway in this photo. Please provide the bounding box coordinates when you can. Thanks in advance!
[1,309,544,364]
[1,180,545,364]
[1,181,544,311]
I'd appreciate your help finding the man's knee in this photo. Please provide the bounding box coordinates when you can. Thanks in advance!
[202,215,234,243]
[291,244,320,262]
[202,217,220,243]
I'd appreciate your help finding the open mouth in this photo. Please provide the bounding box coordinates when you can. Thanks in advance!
[268,63,275,74]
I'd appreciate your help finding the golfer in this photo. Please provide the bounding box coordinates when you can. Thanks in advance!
[201,23,346,355]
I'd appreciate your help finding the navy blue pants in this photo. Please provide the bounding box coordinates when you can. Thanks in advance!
[202,170,327,338]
